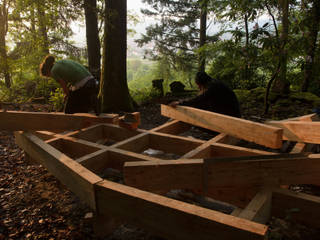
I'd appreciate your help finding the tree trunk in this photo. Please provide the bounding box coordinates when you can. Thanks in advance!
[301,0,320,92]
[99,0,134,113]
[272,0,290,94]
[84,0,101,81]
[244,13,250,82]
[36,1,50,56]
[198,0,207,72]
[0,0,11,88]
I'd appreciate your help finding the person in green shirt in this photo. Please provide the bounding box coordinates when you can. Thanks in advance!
[40,55,99,114]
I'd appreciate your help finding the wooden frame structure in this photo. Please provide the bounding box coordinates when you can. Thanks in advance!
[7,107,320,239]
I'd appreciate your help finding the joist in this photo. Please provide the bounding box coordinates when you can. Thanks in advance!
[0,110,118,131]
[238,189,272,224]
[95,180,268,240]
[123,154,320,207]
[161,105,283,149]
[151,119,191,134]
[267,121,320,144]
[14,131,102,210]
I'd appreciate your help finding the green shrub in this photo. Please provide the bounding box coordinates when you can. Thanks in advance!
[49,88,64,111]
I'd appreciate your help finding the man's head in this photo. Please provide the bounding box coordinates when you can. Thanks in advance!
[40,55,55,77]
[195,71,212,91]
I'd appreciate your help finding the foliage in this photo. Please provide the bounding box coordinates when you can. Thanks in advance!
[49,87,64,111]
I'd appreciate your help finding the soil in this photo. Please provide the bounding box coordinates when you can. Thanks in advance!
[1,96,320,240]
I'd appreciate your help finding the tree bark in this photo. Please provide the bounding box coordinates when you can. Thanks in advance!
[244,13,250,82]
[0,0,11,88]
[36,1,50,56]
[272,0,290,94]
[84,0,101,81]
[198,0,207,72]
[301,0,320,92]
[99,0,134,112]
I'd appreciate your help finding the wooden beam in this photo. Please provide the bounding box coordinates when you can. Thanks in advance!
[149,132,204,156]
[238,189,272,224]
[1,111,118,131]
[14,131,102,210]
[161,105,283,149]
[182,138,274,159]
[151,120,191,134]
[46,137,102,159]
[124,154,319,207]
[271,188,320,228]
[112,132,150,153]
[267,121,320,144]
[95,180,267,240]
[68,123,142,144]
[77,148,160,173]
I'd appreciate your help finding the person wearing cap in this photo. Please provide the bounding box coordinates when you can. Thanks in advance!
[40,55,99,114]
[169,71,241,118]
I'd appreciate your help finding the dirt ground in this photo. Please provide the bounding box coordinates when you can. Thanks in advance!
[1,100,320,240]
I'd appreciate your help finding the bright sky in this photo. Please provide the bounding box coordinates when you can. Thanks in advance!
[72,0,145,47]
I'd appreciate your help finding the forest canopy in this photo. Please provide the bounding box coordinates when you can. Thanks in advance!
[0,0,319,111]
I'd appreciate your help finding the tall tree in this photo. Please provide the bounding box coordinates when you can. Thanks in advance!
[137,0,216,72]
[84,0,101,81]
[199,0,208,72]
[301,0,320,91]
[0,0,11,88]
[99,0,134,112]
[271,0,290,94]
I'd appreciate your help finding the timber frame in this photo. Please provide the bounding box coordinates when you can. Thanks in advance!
[7,106,320,239]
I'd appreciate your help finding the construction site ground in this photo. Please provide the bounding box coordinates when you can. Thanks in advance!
[1,98,320,240]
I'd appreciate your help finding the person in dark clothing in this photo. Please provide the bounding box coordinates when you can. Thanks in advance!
[169,71,241,118]
[40,55,99,114]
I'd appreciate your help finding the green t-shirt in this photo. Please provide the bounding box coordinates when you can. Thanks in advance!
[50,59,92,85]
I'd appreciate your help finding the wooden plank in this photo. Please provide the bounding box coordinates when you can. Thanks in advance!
[161,105,283,149]
[46,137,102,159]
[112,132,150,153]
[182,138,273,159]
[267,121,320,144]
[1,111,118,131]
[151,120,191,134]
[68,123,143,144]
[95,180,267,240]
[279,113,318,122]
[271,188,320,228]
[124,159,203,195]
[124,154,318,207]
[77,148,159,173]
[238,189,272,224]
[149,132,204,156]
[14,131,102,210]
[204,154,319,188]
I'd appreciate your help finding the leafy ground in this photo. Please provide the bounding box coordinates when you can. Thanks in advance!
[1,89,320,240]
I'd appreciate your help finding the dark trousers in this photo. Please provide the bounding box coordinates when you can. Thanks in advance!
[64,79,99,114]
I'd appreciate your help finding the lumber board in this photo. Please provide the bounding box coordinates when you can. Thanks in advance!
[124,154,319,207]
[182,138,273,159]
[161,105,283,149]
[0,111,118,131]
[14,131,102,210]
[112,132,150,152]
[77,148,159,173]
[151,120,191,134]
[267,121,320,144]
[95,180,267,240]
[46,137,102,159]
[238,189,272,224]
[124,159,203,195]
[149,132,204,156]
[271,188,320,228]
